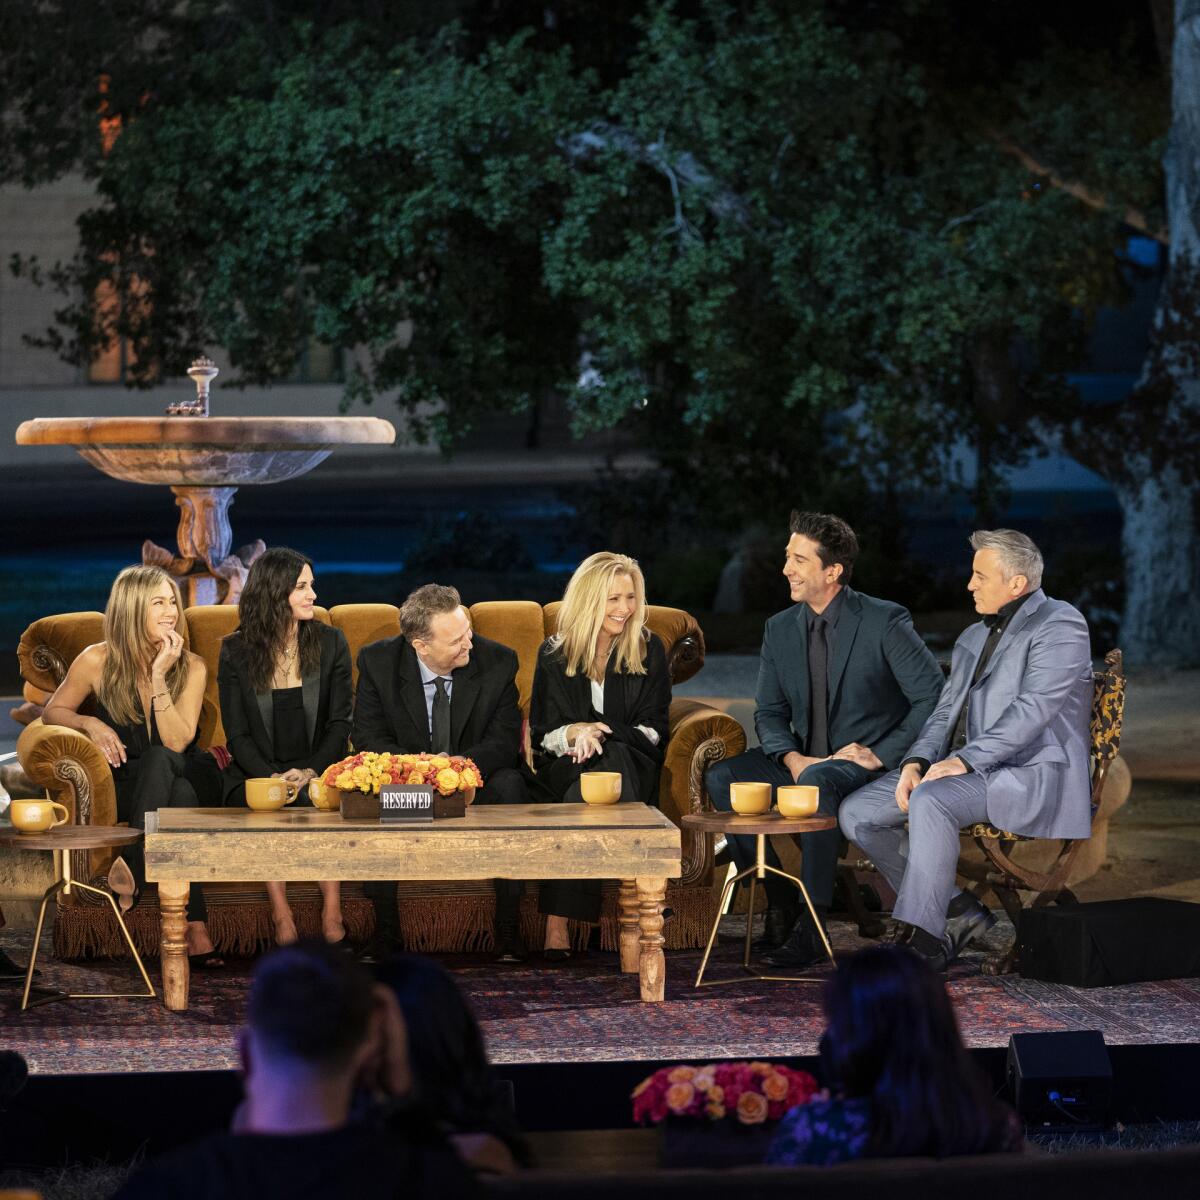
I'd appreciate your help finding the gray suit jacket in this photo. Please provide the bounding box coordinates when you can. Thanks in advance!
[906,589,1093,839]
[755,587,944,771]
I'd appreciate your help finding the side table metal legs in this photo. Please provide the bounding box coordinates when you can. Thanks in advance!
[21,850,156,1011]
[695,833,836,987]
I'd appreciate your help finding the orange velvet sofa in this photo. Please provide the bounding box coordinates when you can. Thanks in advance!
[15,601,745,959]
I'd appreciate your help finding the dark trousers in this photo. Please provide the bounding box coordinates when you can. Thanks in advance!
[113,745,216,923]
[705,749,877,909]
[538,741,647,925]
[365,766,531,943]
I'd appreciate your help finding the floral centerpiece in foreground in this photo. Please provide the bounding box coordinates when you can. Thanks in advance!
[320,751,483,797]
[633,1061,819,1168]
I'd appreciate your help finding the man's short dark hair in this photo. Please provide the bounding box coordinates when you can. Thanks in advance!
[247,941,374,1073]
[400,583,462,643]
[788,511,859,583]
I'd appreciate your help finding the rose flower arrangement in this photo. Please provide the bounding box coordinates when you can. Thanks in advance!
[321,751,483,797]
[632,1061,818,1126]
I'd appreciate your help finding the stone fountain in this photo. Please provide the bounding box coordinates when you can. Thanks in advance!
[16,359,395,603]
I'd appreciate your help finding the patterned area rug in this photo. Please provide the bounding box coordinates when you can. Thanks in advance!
[5,919,1200,1076]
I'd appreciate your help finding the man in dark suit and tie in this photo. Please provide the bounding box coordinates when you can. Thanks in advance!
[352,583,532,963]
[706,512,944,967]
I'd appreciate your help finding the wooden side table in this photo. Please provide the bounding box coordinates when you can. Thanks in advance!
[681,810,838,987]
[0,827,155,1010]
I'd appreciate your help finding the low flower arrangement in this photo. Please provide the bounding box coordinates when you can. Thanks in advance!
[632,1061,818,1126]
[321,751,483,797]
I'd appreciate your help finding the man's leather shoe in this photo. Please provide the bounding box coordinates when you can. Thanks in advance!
[881,919,914,945]
[359,936,399,966]
[494,922,527,964]
[0,947,33,982]
[906,927,953,972]
[750,902,799,954]
[944,900,997,958]
[762,920,829,969]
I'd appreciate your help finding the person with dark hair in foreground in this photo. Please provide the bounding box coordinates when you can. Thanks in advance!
[113,942,477,1200]
[375,955,529,1176]
[767,944,1022,1165]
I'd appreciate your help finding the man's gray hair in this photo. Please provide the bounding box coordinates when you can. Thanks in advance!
[969,529,1043,590]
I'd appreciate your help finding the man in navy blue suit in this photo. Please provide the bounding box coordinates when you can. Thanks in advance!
[706,512,944,967]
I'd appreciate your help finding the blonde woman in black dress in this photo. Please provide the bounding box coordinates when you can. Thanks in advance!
[530,552,671,960]
[42,565,224,966]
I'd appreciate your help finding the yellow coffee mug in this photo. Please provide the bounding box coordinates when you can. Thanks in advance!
[776,785,820,818]
[730,781,772,815]
[245,777,300,812]
[308,778,340,812]
[580,771,622,805]
[10,798,70,834]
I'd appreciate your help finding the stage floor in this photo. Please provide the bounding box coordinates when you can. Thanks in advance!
[4,920,1200,1076]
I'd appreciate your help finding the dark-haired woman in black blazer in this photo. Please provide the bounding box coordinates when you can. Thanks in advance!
[530,551,671,960]
[218,547,352,946]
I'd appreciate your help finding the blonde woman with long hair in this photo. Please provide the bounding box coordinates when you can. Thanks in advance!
[529,552,671,960]
[42,565,225,966]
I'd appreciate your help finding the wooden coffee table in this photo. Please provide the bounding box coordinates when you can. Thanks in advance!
[145,803,681,1011]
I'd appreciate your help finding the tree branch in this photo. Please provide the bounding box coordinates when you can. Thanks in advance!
[989,128,1168,244]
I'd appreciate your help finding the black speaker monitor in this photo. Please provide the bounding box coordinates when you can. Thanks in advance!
[1006,1030,1113,1129]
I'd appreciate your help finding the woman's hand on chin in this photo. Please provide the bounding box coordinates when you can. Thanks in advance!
[151,628,185,677]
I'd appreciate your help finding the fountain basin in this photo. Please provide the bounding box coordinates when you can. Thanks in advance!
[15,416,395,486]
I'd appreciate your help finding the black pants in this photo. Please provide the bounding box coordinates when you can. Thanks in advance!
[113,745,219,923]
[538,741,649,925]
[365,767,532,943]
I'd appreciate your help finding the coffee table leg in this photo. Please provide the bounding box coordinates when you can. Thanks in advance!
[636,875,667,1002]
[618,879,640,973]
[159,879,191,1011]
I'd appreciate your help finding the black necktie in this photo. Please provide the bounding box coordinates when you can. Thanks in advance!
[809,617,830,758]
[430,677,450,752]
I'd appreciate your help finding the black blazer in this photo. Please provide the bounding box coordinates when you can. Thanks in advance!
[529,631,671,770]
[754,586,944,770]
[351,634,525,781]
[218,623,353,780]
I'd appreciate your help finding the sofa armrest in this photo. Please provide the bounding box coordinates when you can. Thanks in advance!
[660,699,747,887]
[17,720,117,828]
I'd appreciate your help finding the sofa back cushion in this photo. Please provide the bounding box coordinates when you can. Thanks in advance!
[469,601,545,713]
[330,604,401,686]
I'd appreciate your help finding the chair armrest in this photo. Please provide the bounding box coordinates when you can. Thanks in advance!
[16,720,117,828]
[661,699,747,886]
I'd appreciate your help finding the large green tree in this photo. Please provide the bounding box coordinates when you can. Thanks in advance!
[4,1,1192,661]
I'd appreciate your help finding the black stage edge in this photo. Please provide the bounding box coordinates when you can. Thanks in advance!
[4,1045,1200,1169]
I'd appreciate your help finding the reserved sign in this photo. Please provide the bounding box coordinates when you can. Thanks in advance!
[380,784,435,822]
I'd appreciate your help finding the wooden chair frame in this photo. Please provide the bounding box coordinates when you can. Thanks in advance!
[957,648,1126,974]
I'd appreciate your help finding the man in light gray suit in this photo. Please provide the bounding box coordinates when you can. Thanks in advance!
[839,529,1093,969]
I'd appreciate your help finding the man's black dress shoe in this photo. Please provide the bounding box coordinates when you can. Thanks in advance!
[494,922,527,964]
[762,921,828,969]
[359,937,400,966]
[750,902,799,955]
[905,927,953,972]
[0,947,34,982]
[944,899,997,958]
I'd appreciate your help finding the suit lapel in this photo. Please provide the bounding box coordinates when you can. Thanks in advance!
[827,589,861,711]
[398,644,432,752]
[255,688,274,756]
[792,605,810,727]
[301,666,320,751]
[973,590,1045,689]
[449,657,480,750]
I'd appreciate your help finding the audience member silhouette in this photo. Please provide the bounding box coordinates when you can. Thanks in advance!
[767,945,1022,1165]
[376,954,529,1175]
[114,942,477,1199]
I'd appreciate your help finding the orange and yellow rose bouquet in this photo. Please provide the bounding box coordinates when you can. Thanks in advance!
[632,1061,817,1126]
[320,751,483,797]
